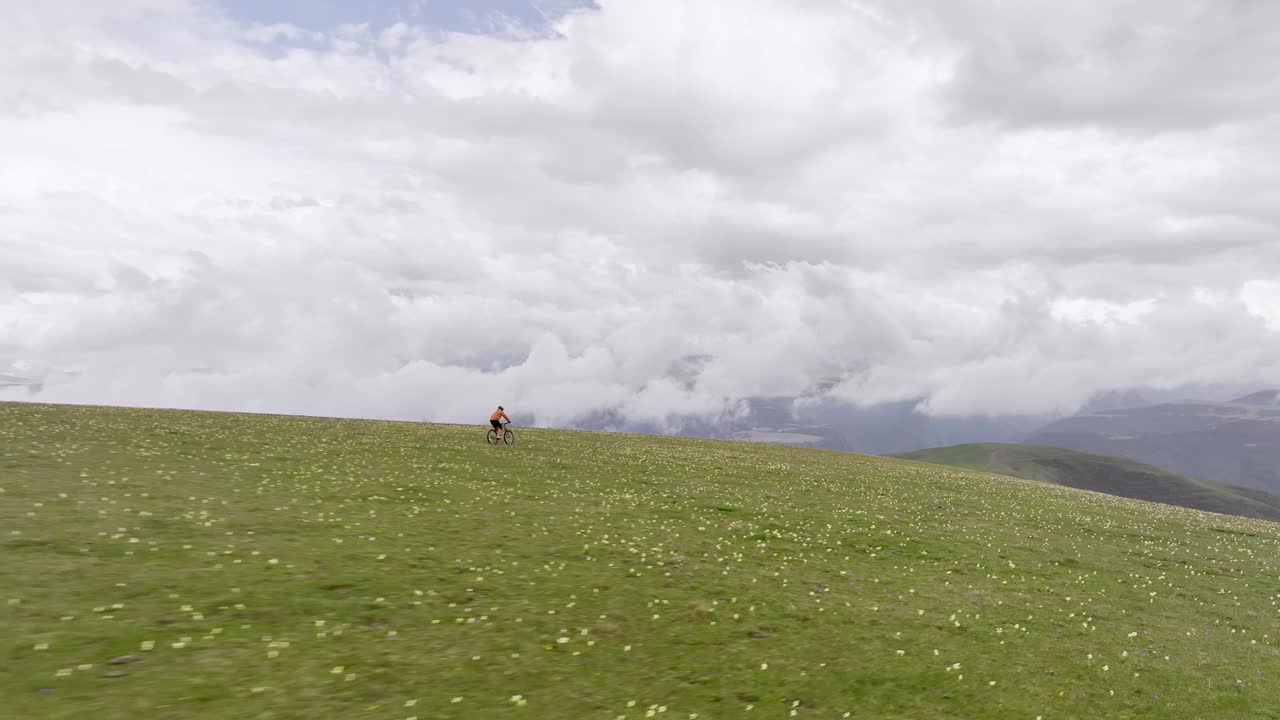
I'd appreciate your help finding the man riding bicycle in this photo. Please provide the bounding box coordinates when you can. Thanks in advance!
[489,406,510,433]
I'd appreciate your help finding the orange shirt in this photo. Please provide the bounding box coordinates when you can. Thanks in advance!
[490,409,509,422]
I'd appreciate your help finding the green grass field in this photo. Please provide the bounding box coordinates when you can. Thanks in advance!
[893,443,1280,522]
[5,402,1280,720]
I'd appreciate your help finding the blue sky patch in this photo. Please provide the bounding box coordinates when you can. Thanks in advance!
[216,0,596,33]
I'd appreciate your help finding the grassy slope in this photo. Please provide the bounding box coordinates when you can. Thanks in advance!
[893,443,1280,522]
[5,404,1280,720]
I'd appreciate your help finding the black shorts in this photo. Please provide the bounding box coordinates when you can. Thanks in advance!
[490,419,503,430]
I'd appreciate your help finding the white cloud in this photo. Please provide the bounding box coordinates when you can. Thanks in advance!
[4,0,1280,427]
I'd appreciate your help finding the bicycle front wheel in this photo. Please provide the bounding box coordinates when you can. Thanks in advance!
[503,429,514,445]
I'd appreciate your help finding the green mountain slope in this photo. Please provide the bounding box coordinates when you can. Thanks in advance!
[6,403,1280,720]
[892,443,1280,521]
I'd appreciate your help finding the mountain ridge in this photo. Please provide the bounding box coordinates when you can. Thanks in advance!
[891,442,1280,522]
[1028,390,1280,492]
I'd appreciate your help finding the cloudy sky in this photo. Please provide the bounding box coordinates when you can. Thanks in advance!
[4,0,1280,429]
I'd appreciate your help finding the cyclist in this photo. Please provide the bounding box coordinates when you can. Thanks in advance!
[489,406,511,434]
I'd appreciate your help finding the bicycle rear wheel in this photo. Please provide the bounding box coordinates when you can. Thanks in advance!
[503,429,514,445]
[486,429,499,445]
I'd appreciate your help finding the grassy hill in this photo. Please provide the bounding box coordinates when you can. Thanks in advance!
[891,443,1280,522]
[5,403,1280,719]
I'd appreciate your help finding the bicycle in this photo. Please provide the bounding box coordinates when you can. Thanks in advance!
[487,422,514,446]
